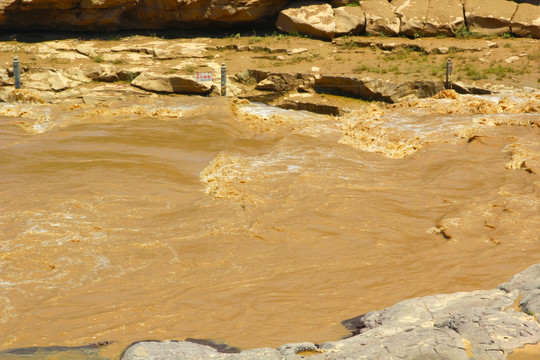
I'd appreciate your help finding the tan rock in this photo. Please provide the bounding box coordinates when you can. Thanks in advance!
[131,72,215,94]
[276,2,336,40]
[424,0,465,36]
[26,70,78,92]
[362,0,400,36]
[512,3,540,39]
[393,0,429,37]
[334,6,366,35]
[465,0,517,35]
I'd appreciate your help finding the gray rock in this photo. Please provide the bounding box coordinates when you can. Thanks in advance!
[120,340,281,360]
[277,342,318,356]
[499,264,540,292]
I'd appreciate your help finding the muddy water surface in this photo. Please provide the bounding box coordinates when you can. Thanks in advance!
[1,93,539,352]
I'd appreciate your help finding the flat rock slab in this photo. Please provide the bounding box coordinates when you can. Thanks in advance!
[131,72,215,95]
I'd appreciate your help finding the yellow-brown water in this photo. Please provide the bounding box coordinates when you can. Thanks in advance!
[1,92,539,352]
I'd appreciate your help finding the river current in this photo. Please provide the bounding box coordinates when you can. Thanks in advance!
[0,92,539,351]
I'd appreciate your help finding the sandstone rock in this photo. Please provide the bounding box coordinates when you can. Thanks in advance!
[0,68,11,86]
[424,0,465,36]
[255,74,303,92]
[334,6,366,35]
[276,2,336,40]
[465,0,518,35]
[1,0,289,31]
[362,0,400,36]
[131,72,215,95]
[393,0,429,37]
[314,76,443,103]
[512,3,540,39]
[26,70,77,92]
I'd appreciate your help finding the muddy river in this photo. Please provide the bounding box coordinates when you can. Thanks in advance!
[0,92,539,352]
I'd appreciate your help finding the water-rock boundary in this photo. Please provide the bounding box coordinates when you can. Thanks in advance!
[117,263,540,359]
[3,264,538,359]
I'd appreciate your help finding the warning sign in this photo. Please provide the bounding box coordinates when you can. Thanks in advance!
[195,72,213,82]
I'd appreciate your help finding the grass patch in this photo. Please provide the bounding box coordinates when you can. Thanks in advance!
[112,59,125,65]
[92,55,104,63]
[180,65,197,74]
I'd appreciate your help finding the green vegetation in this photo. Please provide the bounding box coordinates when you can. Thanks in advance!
[346,0,360,6]
[180,65,197,74]
[112,58,125,65]
[91,55,104,63]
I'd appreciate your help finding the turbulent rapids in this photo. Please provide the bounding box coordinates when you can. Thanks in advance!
[0,92,539,352]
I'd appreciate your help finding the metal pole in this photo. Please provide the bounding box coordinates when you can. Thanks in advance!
[221,63,226,96]
[13,57,21,89]
[446,58,453,90]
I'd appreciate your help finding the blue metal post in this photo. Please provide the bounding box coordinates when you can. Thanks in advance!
[13,57,21,89]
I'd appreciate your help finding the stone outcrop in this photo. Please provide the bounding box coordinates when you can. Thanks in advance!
[393,0,429,38]
[465,0,518,35]
[0,0,290,31]
[424,0,465,36]
[0,0,540,39]
[334,6,365,35]
[512,3,540,39]
[362,0,400,36]
[131,72,215,95]
[276,2,336,40]
[314,75,444,103]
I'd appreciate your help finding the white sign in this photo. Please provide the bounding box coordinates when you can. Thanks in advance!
[195,72,213,82]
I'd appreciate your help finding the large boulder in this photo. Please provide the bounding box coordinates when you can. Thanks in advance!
[334,6,366,35]
[314,76,443,103]
[362,0,400,36]
[424,0,465,36]
[131,72,215,95]
[512,3,540,39]
[276,2,336,40]
[393,0,429,37]
[465,0,518,35]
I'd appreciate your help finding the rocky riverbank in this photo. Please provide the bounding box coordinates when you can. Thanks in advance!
[1,264,539,359]
[0,33,538,109]
[0,0,539,40]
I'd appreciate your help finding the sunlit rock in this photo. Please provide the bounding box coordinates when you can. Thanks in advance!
[276,2,336,40]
